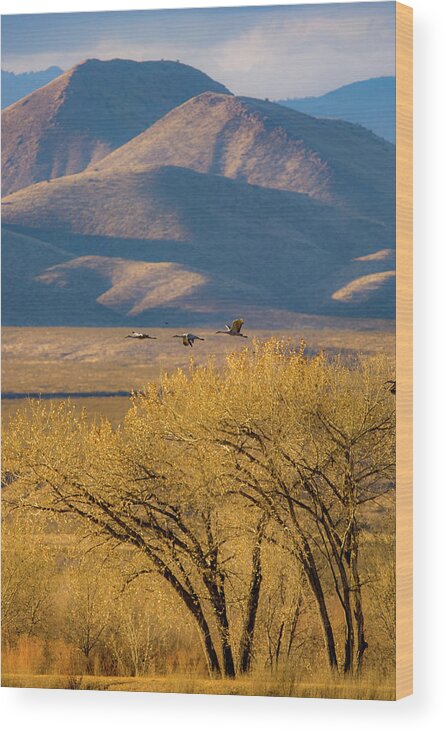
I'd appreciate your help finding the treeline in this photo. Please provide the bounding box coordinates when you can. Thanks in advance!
[2,340,396,682]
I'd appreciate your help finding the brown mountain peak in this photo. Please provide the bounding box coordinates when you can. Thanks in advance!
[2,59,231,196]
[94,90,394,226]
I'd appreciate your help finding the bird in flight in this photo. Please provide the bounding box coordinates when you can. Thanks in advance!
[125,331,157,340]
[385,379,396,395]
[173,333,205,347]
[216,318,248,338]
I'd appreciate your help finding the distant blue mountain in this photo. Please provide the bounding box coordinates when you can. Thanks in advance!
[277,77,395,143]
[1,66,64,108]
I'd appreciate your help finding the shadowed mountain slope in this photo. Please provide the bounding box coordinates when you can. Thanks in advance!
[2,163,395,321]
[1,164,390,254]
[278,77,396,143]
[37,256,207,316]
[0,228,113,326]
[93,92,395,228]
[332,270,395,305]
[327,248,395,317]
[1,227,208,325]
[1,66,64,109]
[2,59,231,196]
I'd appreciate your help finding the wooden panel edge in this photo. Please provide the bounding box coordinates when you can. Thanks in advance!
[395,0,413,701]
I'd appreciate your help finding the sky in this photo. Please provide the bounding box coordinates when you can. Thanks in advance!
[1,2,396,99]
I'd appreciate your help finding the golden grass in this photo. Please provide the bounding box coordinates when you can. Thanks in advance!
[1,672,395,700]
[2,326,395,395]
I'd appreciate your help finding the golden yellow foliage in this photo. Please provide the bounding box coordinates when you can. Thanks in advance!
[2,340,395,690]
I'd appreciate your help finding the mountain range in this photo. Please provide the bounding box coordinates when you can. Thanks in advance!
[278,77,395,143]
[1,60,395,326]
[1,66,64,109]
[2,59,231,196]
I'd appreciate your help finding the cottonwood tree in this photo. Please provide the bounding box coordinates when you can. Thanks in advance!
[1,512,56,645]
[366,532,396,666]
[259,551,307,673]
[106,574,183,677]
[120,381,271,678]
[61,552,114,674]
[2,341,395,677]
[3,397,265,678]
[201,341,396,672]
[122,345,395,674]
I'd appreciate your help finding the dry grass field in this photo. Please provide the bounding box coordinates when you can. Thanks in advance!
[1,672,394,700]
[2,322,394,394]
[1,322,395,429]
[2,323,394,425]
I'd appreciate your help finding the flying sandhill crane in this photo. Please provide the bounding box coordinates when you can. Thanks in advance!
[173,333,205,347]
[125,331,157,340]
[216,318,248,338]
[385,379,396,395]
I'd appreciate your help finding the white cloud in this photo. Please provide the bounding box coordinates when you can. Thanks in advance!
[2,3,395,99]
[209,7,395,97]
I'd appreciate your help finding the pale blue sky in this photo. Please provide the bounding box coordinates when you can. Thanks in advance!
[1,2,395,98]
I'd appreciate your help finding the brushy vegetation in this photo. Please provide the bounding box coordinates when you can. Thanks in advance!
[2,339,396,698]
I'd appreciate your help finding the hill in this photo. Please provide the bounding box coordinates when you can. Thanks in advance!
[332,270,395,307]
[330,248,395,315]
[0,228,98,326]
[93,92,395,228]
[36,256,207,316]
[1,59,231,196]
[278,77,395,143]
[1,228,206,325]
[1,67,64,109]
[2,162,395,323]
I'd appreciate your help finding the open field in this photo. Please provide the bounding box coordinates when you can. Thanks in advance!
[1,673,395,700]
[2,323,395,427]
[2,322,394,395]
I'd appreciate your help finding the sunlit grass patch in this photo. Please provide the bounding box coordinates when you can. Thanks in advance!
[1,672,395,700]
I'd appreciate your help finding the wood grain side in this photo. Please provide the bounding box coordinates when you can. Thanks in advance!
[395,1,413,701]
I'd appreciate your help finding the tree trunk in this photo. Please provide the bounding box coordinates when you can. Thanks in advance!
[342,587,355,673]
[238,516,266,674]
[151,560,222,677]
[317,507,356,673]
[350,529,368,671]
[286,590,303,660]
[199,612,223,677]
[274,622,285,670]
[213,584,236,678]
[302,545,338,670]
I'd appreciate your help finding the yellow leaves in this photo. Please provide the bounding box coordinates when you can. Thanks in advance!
[2,340,395,541]
[1,340,397,680]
